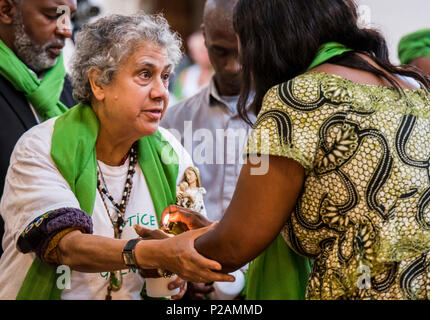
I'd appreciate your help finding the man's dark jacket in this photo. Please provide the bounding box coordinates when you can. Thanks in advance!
[0,74,76,257]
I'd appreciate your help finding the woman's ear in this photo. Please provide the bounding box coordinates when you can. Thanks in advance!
[88,67,105,101]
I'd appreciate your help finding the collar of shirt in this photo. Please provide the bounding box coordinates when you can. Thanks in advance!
[28,68,45,81]
[205,76,254,117]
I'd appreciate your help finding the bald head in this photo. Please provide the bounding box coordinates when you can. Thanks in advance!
[203,0,237,28]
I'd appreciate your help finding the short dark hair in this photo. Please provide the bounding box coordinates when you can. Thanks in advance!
[234,0,430,125]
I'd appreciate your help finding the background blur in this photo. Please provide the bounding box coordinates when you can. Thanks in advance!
[75,0,206,60]
[65,0,430,103]
[82,0,430,61]
[355,0,430,63]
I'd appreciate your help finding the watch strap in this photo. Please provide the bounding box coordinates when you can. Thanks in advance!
[124,238,142,252]
[122,238,142,267]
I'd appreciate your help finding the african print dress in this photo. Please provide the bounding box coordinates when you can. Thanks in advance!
[248,72,430,300]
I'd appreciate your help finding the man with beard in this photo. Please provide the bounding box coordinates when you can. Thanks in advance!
[161,0,255,300]
[0,0,77,256]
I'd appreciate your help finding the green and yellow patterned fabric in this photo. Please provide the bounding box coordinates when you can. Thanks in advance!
[248,71,430,300]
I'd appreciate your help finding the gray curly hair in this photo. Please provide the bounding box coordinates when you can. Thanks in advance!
[71,13,183,105]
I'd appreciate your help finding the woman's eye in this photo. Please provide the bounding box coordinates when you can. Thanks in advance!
[140,71,151,79]
[162,73,171,81]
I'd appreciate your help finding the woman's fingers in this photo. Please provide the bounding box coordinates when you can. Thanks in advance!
[133,225,153,238]
[186,282,214,300]
[185,269,235,283]
[168,276,186,290]
[169,277,187,300]
[154,221,230,283]
[169,208,195,224]
[190,282,215,295]
[171,281,187,300]
[187,250,222,271]
[134,225,171,239]
[169,212,212,229]
[187,222,218,237]
[163,205,212,229]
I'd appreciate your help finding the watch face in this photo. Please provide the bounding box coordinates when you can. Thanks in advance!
[123,252,135,266]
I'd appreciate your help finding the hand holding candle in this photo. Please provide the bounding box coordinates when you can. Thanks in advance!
[161,205,212,232]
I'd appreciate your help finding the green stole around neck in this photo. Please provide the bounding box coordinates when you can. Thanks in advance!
[0,39,68,122]
[245,42,352,300]
[16,104,179,299]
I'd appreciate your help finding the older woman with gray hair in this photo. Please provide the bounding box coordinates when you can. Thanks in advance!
[0,13,233,300]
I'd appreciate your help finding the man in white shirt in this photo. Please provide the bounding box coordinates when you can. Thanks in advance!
[162,0,255,223]
[161,0,254,299]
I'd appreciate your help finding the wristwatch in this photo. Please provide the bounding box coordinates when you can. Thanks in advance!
[122,238,143,268]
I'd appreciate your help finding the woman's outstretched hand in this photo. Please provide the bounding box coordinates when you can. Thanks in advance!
[134,223,235,283]
[134,225,172,240]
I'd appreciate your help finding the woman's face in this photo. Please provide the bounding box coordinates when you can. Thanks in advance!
[99,42,172,138]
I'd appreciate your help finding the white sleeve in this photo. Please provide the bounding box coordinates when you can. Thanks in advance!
[158,127,208,219]
[0,120,81,246]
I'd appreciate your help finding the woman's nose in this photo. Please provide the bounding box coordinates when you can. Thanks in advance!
[150,78,168,101]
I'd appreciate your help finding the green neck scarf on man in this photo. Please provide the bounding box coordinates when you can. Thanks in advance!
[0,39,68,121]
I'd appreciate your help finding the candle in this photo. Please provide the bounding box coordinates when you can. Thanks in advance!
[162,212,188,235]
[162,213,170,229]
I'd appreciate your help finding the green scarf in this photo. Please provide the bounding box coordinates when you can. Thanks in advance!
[308,42,353,70]
[398,29,430,65]
[0,39,68,121]
[16,104,179,299]
[245,42,351,300]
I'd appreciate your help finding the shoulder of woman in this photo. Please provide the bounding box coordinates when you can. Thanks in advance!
[11,117,58,162]
[261,72,326,112]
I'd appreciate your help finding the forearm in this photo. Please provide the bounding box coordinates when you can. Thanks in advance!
[57,230,164,273]
[194,190,283,272]
[195,157,305,272]
[194,210,281,273]
[194,228,250,273]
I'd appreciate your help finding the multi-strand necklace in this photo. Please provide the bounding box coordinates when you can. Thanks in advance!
[96,142,138,300]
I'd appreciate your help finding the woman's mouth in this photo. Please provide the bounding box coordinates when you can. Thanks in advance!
[142,109,163,120]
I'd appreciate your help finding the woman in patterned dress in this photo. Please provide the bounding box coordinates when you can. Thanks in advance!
[141,0,430,299]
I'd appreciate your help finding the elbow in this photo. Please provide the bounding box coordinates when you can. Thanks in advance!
[216,242,249,273]
[57,230,83,268]
[195,231,251,273]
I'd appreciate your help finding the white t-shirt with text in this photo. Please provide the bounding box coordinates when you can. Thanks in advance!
[0,117,195,300]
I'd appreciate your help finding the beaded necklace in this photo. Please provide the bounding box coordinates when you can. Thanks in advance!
[96,142,138,300]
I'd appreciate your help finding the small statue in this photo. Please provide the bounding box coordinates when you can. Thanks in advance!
[176,166,206,214]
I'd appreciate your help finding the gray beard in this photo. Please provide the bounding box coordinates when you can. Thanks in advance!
[12,13,63,73]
